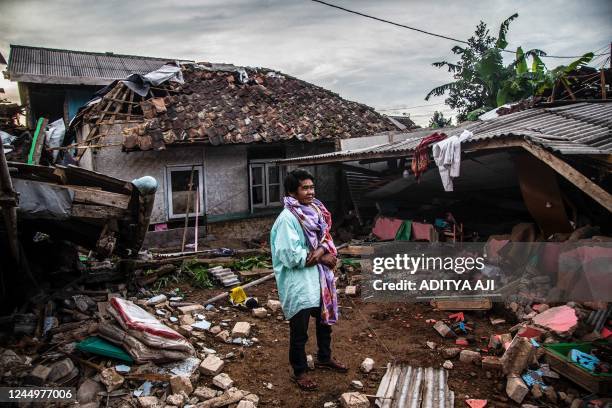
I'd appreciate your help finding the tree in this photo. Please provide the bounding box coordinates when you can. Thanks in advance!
[425,19,500,122]
[428,111,452,128]
[426,14,594,122]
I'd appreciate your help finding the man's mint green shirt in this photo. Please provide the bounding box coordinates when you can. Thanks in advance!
[270,209,320,320]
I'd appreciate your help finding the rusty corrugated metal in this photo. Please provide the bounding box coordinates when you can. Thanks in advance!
[278,102,612,165]
[7,45,180,85]
[375,364,455,408]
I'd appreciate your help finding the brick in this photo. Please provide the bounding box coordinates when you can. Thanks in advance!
[216,330,231,342]
[345,286,359,296]
[501,336,534,375]
[252,307,267,318]
[506,376,528,404]
[28,364,51,385]
[433,321,456,338]
[237,401,256,408]
[212,373,234,390]
[193,385,217,400]
[340,392,370,408]
[167,393,184,406]
[231,322,251,337]
[77,378,103,404]
[481,356,503,371]
[179,314,195,325]
[170,374,193,395]
[100,368,124,392]
[178,304,205,315]
[179,324,193,337]
[459,350,481,364]
[442,348,461,359]
[199,355,224,375]
[209,325,222,335]
[266,299,281,312]
[138,396,159,408]
[242,393,259,405]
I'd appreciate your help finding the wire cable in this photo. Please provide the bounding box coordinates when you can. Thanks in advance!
[311,0,611,59]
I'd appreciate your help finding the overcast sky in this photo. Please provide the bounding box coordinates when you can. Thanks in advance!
[1,0,610,126]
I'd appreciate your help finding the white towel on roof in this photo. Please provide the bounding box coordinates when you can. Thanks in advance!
[432,130,473,191]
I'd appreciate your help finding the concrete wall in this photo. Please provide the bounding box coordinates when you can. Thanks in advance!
[204,145,249,216]
[207,215,277,241]
[89,125,340,239]
[92,124,205,224]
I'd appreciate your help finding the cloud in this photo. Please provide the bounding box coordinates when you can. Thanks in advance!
[1,0,610,126]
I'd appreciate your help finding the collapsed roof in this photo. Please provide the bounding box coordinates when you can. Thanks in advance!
[72,63,397,151]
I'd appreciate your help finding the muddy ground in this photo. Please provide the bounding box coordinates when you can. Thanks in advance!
[174,278,571,408]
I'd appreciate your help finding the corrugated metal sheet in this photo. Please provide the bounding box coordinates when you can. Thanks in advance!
[375,364,454,408]
[7,45,179,85]
[279,102,612,165]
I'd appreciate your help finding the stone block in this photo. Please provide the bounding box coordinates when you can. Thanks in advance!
[231,322,251,337]
[506,376,528,404]
[170,374,193,395]
[459,350,481,364]
[212,373,234,390]
[340,392,370,408]
[199,355,224,376]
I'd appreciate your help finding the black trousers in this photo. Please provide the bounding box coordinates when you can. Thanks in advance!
[289,306,332,377]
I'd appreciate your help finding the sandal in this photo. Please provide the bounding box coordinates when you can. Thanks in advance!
[314,358,348,373]
[291,375,318,391]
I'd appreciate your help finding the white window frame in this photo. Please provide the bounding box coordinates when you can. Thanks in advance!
[249,160,283,211]
[166,165,205,219]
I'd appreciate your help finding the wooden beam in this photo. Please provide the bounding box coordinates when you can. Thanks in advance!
[602,70,607,100]
[521,141,612,212]
[72,188,130,209]
[71,204,127,219]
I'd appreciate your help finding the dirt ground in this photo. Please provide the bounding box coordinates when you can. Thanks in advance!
[177,279,546,408]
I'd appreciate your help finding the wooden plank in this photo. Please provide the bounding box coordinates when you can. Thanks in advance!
[71,204,127,219]
[72,188,130,209]
[521,142,612,212]
[431,298,492,311]
[127,90,135,121]
[109,86,130,125]
[338,245,374,256]
[62,165,133,194]
[238,268,273,278]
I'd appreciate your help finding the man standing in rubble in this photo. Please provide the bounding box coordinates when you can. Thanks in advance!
[270,168,347,391]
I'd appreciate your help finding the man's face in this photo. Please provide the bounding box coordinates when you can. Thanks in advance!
[291,178,315,205]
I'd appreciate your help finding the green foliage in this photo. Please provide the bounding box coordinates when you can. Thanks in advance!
[154,274,180,292]
[425,20,499,121]
[182,259,214,289]
[231,255,272,271]
[427,14,596,121]
[428,111,452,128]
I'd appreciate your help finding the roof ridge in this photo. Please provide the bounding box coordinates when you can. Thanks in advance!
[9,44,178,62]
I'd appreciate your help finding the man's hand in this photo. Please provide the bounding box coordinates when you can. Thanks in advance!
[319,253,337,269]
[305,247,325,266]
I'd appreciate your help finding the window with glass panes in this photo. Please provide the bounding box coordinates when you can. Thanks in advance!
[166,165,204,218]
[249,161,282,209]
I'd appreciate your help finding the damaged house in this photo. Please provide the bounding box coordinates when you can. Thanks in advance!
[69,62,397,244]
[280,101,612,240]
[3,45,178,127]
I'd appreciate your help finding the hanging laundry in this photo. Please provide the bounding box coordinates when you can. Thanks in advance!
[411,132,447,181]
[432,130,473,191]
